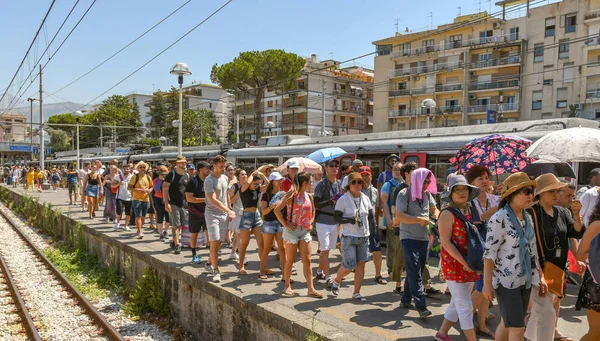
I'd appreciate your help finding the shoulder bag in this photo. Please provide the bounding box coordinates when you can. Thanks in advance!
[530,208,565,299]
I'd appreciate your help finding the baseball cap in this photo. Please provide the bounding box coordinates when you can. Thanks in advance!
[187,163,195,170]
[352,159,363,166]
[287,160,300,169]
[326,159,339,166]
[196,161,210,169]
[159,166,169,174]
[268,172,284,181]
[359,166,372,175]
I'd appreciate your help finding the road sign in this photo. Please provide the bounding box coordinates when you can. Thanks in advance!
[9,145,31,152]
[487,110,497,124]
[32,147,52,155]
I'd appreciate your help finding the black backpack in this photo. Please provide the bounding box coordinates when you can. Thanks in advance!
[442,206,486,272]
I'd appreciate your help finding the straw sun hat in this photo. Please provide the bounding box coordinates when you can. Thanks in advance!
[500,172,537,200]
[534,173,569,197]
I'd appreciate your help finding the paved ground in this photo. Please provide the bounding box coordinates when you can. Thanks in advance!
[4,184,590,341]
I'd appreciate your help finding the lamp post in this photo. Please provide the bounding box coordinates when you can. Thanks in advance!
[421,98,437,129]
[27,97,38,161]
[265,121,275,136]
[169,62,192,156]
[73,111,83,171]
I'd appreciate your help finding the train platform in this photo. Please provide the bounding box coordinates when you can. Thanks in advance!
[0,184,589,341]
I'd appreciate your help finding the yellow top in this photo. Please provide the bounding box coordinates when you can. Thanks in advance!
[129,173,152,202]
[27,171,35,183]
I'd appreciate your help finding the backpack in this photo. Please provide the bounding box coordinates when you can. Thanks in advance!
[443,206,486,272]
[131,173,152,189]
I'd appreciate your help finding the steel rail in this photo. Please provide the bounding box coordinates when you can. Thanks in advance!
[0,207,125,341]
[0,253,42,341]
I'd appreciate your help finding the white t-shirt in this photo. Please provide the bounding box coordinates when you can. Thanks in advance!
[117,173,133,201]
[580,187,599,226]
[334,192,372,237]
[341,175,349,188]
[79,168,90,183]
[472,192,500,221]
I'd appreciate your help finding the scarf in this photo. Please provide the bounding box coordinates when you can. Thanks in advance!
[410,168,437,200]
[505,205,535,289]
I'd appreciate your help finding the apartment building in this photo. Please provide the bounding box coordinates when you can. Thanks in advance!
[372,0,594,132]
[580,0,600,119]
[0,112,27,142]
[233,54,374,141]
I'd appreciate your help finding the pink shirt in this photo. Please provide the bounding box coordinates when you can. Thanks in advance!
[287,192,313,230]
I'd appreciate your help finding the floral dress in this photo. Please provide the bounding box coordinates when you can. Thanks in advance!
[441,213,480,283]
[576,270,600,312]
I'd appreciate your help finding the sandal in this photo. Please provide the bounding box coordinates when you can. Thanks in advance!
[291,266,298,275]
[259,274,268,280]
[308,291,324,299]
[554,331,573,341]
[353,293,367,302]
[265,269,275,276]
[375,276,388,285]
[283,290,295,297]
[475,326,495,339]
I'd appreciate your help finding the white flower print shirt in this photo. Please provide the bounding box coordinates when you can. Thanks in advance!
[483,207,540,289]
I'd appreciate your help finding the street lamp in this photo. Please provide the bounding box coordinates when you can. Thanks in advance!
[265,121,276,136]
[170,62,192,156]
[159,136,167,146]
[73,110,83,171]
[421,98,437,129]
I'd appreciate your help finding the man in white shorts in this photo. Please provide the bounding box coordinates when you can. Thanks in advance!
[313,159,341,287]
[204,155,235,283]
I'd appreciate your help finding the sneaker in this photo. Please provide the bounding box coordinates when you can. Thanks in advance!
[213,270,221,283]
[137,233,144,239]
[169,241,175,249]
[159,232,166,242]
[392,287,402,295]
[205,263,214,273]
[434,332,452,341]
[229,252,239,261]
[425,287,442,295]
[69,201,73,205]
[400,301,413,309]
[418,309,432,319]
[243,258,248,266]
[325,278,333,289]
[174,244,182,255]
[192,255,201,264]
[124,225,131,232]
[332,281,339,296]
[315,272,326,281]
[114,222,120,230]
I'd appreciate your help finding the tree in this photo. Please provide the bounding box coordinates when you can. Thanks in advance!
[165,108,221,146]
[47,112,77,139]
[210,49,306,139]
[146,88,180,138]
[48,129,69,152]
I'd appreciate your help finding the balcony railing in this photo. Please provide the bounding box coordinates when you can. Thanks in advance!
[586,89,600,99]
[435,105,463,113]
[334,105,366,114]
[585,37,600,47]
[468,102,519,113]
[389,109,413,117]
[389,89,410,97]
[470,56,521,69]
[435,83,463,92]
[411,87,435,95]
[388,61,464,77]
[390,34,519,58]
[585,9,600,21]
[468,79,519,91]
[333,89,364,98]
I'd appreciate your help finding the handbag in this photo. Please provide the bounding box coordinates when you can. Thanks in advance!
[530,208,565,299]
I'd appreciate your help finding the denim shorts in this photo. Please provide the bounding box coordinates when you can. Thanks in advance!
[341,235,368,270]
[239,211,263,231]
[262,220,283,234]
[368,228,382,252]
[282,227,312,244]
[133,200,149,217]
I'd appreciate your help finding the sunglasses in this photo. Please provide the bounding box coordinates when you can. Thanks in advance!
[423,178,431,184]
[520,187,534,196]
[350,180,363,185]
[327,164,338,168]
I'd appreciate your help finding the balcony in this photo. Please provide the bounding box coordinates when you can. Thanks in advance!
[435,105,463,114]
[283,101,305,108]
[585,9,600,22]
[389,89,410,97]
[435,83,463,92]
[334,105,366,115]
[468,79,519,91]
[585,37,600,49]
[468,102,519,113]
[333,89,365,99]
[388,61,464,78]
[411,87,435,95]
[470,56,521,69]
[586,89,600,100]
[388,109,413,117]
[390,34,520,58]
[264,105,284,113]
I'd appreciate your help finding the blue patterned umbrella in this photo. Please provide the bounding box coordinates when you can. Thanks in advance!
[450,134,534,175]
[306,147,347,163]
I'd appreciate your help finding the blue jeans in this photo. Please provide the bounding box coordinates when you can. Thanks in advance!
[400,239,428,311]
[133,200,149,218]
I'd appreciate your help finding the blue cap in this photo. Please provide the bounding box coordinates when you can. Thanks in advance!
[187,163,195,170]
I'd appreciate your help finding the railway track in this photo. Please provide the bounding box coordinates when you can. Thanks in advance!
[0,206,125,341]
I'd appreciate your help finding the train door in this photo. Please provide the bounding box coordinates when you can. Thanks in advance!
[358,154,383,186]
[335,154,355,179]
[401,152,426,168]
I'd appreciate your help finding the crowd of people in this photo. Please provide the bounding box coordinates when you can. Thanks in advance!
[3,155,600,341]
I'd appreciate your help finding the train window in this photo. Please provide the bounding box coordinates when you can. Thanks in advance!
[235,158,256,171]
[404,155,420,165]
[257,158,279,168]
[339,156,353,167]
[578,162,600,186]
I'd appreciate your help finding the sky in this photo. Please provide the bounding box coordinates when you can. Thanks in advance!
[0,0,541,109]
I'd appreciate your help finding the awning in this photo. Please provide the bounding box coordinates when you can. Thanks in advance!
[369,101,374,106]
[350,86,362,91]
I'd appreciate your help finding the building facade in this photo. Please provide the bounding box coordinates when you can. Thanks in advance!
[233,54,374,141]
[372,0,597,132]
[0,112,27,142]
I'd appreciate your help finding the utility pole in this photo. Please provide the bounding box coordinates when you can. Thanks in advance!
[113,121,116,152]
[99,123,103,149]
[27,97,37,161]
[235,104,239,144]
[321,79,326,136]
[39,64,45,171]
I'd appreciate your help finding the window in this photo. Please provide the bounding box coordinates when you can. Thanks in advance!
[449,35,462,48]
[298,79,306,89]
[563,62,575,82]
[267,100,273,108]
[479,30,493,44]
[400,43,411,56]
[510,27,519,41]
[209,103,212,109]
[534,44,544,63]
[376,44,392,56]
[542,112,553,119]
[545,18,556,37]
[532,91,543,110]
[565,14,576,33]
[596,109,600,119]
[558,40,569,59]
[398,82,407,90]
[556,88,568,108]
[543,79,553,86]
[422,39,435,52]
